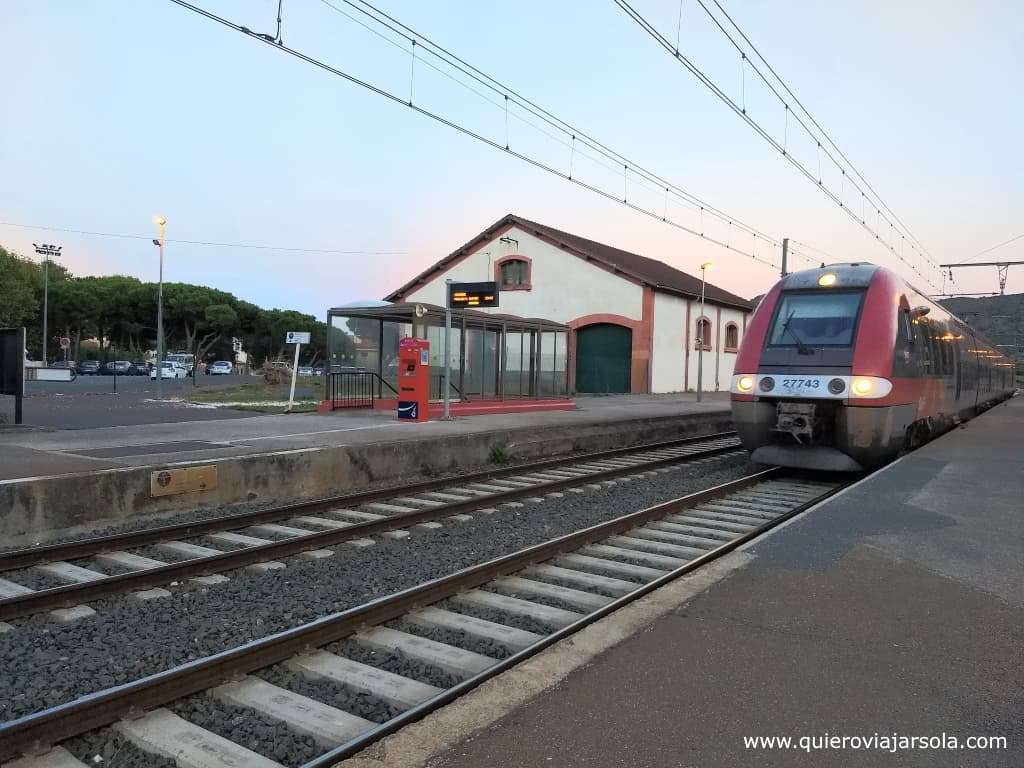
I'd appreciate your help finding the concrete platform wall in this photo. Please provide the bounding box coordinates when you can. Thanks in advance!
[0,411,734,545]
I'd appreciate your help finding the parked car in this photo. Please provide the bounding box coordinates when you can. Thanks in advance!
[79,360,102,375]
[150,361,187,380]
[297,366,314,377]
[312,367,325,376]
[51,360,76,371]
[130,361,150,376]
[207,360,233,375]
[104,360,133,375]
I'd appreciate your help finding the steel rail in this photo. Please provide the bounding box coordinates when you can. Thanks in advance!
[2,468,827,760]
[0,436,742,619]
[0,431,737,572]
[306,470,847,767]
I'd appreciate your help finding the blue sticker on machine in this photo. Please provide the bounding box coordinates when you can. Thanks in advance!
[397,401,418,419]
[421,349,429,365]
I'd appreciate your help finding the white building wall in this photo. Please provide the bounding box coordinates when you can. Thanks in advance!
[684,303,747,392]
[717,305,746,388]
[402,226,644,324]
[652,292,686,393]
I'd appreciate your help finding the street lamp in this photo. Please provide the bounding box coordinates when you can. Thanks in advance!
[696,261,712,403]
[32,243,62,365]
[152,216,166,399]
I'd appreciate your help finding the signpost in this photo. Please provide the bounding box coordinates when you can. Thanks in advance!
[59,336,70,364]
[0,328,26,424]
[443,281,499,419]
[284,331,311,412]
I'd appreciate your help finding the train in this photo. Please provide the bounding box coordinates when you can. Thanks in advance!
[730,263,1016,471]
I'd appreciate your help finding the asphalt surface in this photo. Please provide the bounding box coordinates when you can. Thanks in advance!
[425,396,1024,768]
[7,376,254,430]
[0,393,731,481]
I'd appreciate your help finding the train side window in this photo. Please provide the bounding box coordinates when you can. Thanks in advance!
[899,312,914,346]
[912,321,929,366]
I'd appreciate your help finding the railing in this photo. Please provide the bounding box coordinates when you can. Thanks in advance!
[325,371,399,409]
[325,371,376,409]
[431,373,464,401]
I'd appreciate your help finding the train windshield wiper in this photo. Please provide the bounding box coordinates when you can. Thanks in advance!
[782,310,814,355]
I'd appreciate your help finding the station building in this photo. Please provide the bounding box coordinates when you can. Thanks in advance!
[385,214,754,394]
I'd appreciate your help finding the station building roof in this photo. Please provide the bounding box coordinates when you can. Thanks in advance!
[327,301,569,331]
[385,213,755,312]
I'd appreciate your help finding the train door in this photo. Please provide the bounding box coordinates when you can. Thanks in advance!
[966,331,979,411]
[954,337,962,401]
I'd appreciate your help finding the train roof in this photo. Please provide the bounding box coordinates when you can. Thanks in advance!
[779,263,878,290]
[776,262,1008,356]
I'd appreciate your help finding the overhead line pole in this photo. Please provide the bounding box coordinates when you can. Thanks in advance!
[941,261,1024,296]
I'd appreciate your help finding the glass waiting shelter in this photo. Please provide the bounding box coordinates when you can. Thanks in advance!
[327,302,569,401]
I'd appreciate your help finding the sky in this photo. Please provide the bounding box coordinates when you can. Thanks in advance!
[2,0,1022,318]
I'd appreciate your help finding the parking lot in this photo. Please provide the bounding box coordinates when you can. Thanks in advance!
[7,375,257,429]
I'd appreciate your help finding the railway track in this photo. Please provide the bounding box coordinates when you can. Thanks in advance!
[1,469,845,767]
[0,432,741,620]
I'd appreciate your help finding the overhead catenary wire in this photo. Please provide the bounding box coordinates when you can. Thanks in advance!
[950,232,1024,265]
[691,0,938,273]
[0,221,407,255]
[316,0,698,214]
[167,0,781,269]
[612,0,936,286]
[706,0,934,264]
[790,238,840,263]
[611,0,939,290]
[319,0,781,249]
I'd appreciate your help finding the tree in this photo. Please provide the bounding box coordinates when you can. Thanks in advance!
[50,278,100,362]
[0,247,38,329]
[194,304,240,366]
[3,239,332,369]
[163,283,235,353]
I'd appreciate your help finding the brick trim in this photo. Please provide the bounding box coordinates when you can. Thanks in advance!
[693,315,713,351]
[724,321,740,353]
[494,254,532,291]
[567,308,650,394]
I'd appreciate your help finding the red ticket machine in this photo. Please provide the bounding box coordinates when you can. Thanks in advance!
[397,337,430,422]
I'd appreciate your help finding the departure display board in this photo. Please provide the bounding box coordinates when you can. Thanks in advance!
[447,281,499,309]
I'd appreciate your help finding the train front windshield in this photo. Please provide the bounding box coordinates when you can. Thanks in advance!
[767,291,864,347]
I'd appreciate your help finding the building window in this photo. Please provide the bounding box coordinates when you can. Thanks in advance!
[496,256,531,291]
[724,322,739,352]
[695,317,712,351]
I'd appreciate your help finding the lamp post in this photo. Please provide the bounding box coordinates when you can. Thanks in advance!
[32,243,62,364]
[696,261,712,403]
[152,216,166,399]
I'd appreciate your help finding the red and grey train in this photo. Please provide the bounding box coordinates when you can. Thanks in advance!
[730,263,1016,471]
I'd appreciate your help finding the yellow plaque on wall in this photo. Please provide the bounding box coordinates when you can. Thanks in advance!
[150,465,218,497]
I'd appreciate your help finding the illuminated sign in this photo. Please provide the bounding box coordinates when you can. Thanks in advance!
[447,281,499,309]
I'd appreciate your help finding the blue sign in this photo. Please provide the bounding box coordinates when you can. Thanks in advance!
[397,401,419,420]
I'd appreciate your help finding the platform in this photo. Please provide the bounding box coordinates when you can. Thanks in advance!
[0,393,733,544]
[370,395,1024,768]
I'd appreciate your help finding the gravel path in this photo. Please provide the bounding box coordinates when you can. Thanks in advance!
[0,453,758,730]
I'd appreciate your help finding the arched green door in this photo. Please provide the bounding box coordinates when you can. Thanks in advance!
[575,324,632,393]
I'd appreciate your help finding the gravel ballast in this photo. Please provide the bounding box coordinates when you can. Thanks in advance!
[169,696,319,768]
[0,453,759,728]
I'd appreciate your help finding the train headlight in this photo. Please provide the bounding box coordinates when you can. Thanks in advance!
[851,377,873,396]
[732,374,755,394]
[759,376,775,392]
[850,376,893,398]
[818,272,838,287]
[828,377,846,394]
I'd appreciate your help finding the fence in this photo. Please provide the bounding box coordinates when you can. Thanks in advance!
[325,371,377,409]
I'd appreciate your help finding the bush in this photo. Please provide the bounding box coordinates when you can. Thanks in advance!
[489,443,511,464]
